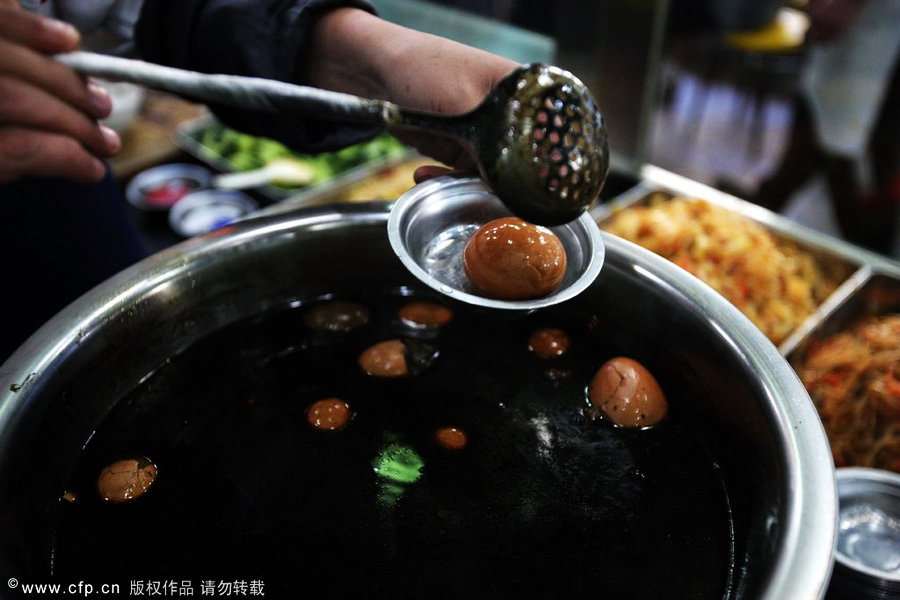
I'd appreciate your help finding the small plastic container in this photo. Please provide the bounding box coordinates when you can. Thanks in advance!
[827,467,900,599]
[168,189,258,237]
[126,164,212,212]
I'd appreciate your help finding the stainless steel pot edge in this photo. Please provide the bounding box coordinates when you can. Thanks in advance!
[0,203,838,599]
[606,233,837,600]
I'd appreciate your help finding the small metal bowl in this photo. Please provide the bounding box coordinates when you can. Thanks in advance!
[387,175,605,310]
[829,467,900,599]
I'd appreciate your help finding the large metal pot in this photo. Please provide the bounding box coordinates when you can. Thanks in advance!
[0,202,836,598]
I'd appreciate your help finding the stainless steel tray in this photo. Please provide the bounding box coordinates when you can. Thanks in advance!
[173,115,413,204]
[591,165,900,357]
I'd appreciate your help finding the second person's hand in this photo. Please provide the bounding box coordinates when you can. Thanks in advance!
[0,2,121,184]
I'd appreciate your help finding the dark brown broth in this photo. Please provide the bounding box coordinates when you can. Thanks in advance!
[51,288,735,598]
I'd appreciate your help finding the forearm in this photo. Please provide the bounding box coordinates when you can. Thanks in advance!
[306,7,519,114]
[304,8,395,100]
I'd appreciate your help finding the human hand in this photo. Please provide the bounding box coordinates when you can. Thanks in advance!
[306,8,520,170]
[373,29,520,170]
[0,2,121,184]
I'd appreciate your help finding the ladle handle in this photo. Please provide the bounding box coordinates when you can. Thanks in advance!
[55,51,396,126]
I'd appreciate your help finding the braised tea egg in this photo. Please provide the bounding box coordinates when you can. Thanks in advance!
[307,397,352,431]
[399,301,454,328]
[588,357,667,428]
[463,217,566,300]
[359,339,408,377]
[528,327,570,357]
[434,427,468,451]
[358,339,439,377]
[97,457,158,503]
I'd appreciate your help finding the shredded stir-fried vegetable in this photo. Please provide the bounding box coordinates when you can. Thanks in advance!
[794,314,900,472]
[601,196,845,344]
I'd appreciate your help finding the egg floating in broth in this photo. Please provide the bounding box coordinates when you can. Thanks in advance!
[307,397,352,431]
[528,327,571,357]
[434,427,468,451]
[358,338,440,377]
[398,301,454,328]
[359,339,408,377]
[588,357,668,428]
[96,457,158,503]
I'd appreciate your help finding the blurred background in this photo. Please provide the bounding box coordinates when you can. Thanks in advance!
[366,0,900,258]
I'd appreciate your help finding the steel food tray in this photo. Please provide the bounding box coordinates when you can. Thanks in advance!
[173,115,414,204]
[591,165,900,358]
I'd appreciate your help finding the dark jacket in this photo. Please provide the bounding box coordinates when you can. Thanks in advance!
[134,0,379,152]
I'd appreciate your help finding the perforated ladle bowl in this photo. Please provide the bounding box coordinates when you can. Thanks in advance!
[57,54,609,225]
[393,63,610,225]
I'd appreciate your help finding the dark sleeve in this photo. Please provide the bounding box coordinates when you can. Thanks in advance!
[133,0,379,152]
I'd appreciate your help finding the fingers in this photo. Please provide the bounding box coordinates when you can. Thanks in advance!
[388,127,477,171]
[0,126,108,183]
[0,39,114,121]
[0,4,80,54]
[0,76,119,157]
[412,166,478,184]
[0,13,111,121]
[0,5,120,184]
[413,165,453,183]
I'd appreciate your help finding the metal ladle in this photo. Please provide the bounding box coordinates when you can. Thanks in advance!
[57,52,609,225]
